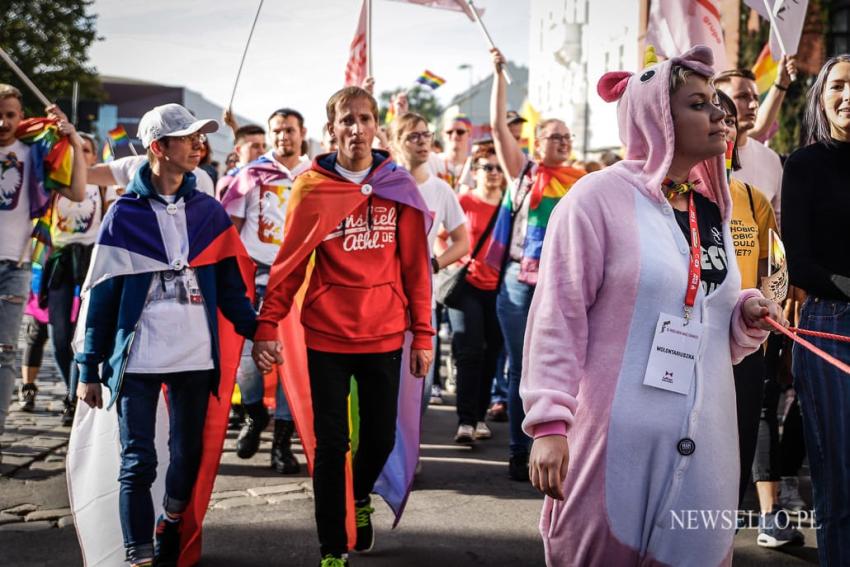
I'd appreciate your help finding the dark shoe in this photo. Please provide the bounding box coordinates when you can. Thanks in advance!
[318,554,349,566]
[487,401,508,422]
[61,396,76,427]
[236,402,270,459]
[508,453,529,482]
[18,383,37,412]
[228,403,245,431]
[271,419,300,474]
[353,498,375,552]
[153,514,181,566]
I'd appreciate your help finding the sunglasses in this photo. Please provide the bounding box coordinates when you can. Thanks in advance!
[477,164,502,173]
[445,129,468,136]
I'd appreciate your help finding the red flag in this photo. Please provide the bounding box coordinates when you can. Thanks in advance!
[344,0,368,86]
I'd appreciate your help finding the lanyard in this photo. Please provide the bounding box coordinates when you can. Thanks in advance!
[684,191,701,321]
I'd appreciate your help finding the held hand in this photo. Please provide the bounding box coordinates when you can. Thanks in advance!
[252,340,283,373]
[490,47,506,74]
[222,107,238,130]
[410,348,433,378]
[47,105,82,146]
[778,55,798,87]
[361,76,375,95]
[743,296,788,332]
[76,382,103,410]
[529,435,570,500]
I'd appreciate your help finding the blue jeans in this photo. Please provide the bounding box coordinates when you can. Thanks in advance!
[116,370,212,561]
[236,281,291,420]
[496,261,534,457]
[47,280,79,397]
[491,351,508,404]
[0,261,31,435]
[792,297,850,566]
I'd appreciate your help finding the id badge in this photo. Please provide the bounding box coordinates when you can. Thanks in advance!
[643,313,702,395]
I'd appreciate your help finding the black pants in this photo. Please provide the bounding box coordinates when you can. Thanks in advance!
[48,281,77,393]
[780,395,806,476]
[753,376,781,482]
[307,348,402,556]
[447,284,502,426]
[734,348,766,505]
[23,315,48,367]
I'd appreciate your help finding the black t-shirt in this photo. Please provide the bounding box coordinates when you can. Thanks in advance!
[673,192,728,296]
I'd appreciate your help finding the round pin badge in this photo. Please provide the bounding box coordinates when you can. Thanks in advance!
[361,184,373,195]
[166,203,178,215]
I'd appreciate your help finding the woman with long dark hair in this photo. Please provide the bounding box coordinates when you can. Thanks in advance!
[782,54,850,565]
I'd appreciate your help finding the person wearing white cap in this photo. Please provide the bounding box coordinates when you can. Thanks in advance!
[86,103,218,196]
[75,103,257,567]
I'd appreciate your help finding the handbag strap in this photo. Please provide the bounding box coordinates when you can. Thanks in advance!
[469,201,501,261]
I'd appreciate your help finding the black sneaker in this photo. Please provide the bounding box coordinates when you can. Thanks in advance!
[153,514,181,566]
[508,453,530,482]
[235,403,270,459]
[18,383,37,412]
[61,396,76,427]
[353,498,375,552]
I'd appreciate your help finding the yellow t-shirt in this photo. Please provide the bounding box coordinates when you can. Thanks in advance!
[729,177,778,289]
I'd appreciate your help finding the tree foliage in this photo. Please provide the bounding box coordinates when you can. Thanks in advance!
[0,0,100,116]
[378,85,444,125]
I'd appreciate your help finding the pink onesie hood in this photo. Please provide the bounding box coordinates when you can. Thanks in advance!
[597,45,731,220]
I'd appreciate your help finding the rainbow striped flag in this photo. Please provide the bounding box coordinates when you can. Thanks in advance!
[101,141,114,163]
[416,69,446,90]
[16,118,73,192]
[31,198,54,266]
[108,125,130,147]
[752,43,778,98]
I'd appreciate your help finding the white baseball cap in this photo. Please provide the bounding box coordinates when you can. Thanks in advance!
[137,103,218,148]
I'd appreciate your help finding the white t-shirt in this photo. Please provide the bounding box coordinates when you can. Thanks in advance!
[735,138,782,226]
[224,153,309,273]
[108,156,215,196]
[417,174,466,250]
[51,184,103,248]
[125,194,214,373]
[427,152,472,190]
[335,162,371,184]
[0,140,34,262]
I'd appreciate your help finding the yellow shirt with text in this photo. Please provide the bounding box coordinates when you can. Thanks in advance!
[729,177,778,289]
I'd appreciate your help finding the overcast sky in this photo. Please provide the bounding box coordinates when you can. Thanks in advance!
[89,0,530,135]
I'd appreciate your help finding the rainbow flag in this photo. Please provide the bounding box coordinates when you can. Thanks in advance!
[16,118,73,192]
[262,153,432,548]
[108,125,130,147]
[415,69,446,90]
[752,43,778,99]
[101,141,113,163]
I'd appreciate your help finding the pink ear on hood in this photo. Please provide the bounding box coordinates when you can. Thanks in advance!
[674,45,715,77]
[597,71,633,103]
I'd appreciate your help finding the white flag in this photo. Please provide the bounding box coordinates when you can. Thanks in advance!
[744,0,809,57]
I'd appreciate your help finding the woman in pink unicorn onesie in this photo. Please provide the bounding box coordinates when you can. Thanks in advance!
[521,46,787,567]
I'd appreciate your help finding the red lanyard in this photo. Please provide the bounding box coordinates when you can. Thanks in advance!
[684,192,701,320]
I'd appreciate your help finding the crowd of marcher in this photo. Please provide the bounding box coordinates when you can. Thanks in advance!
[1,41,849,567]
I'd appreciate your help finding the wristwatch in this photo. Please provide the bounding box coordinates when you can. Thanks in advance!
[431,257,441,274]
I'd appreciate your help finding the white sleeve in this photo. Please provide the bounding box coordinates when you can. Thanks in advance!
[193,168,215,196]
[441,183,466,232]
[108,156,146,186]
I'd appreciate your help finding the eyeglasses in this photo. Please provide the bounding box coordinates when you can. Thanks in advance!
[169,133,207,145]
[541,134,574,144]
[477,164,502,173]
[445,129,468,137]
[405,131,434,144]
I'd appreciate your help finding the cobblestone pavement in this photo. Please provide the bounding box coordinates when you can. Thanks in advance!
[0,330,822,565]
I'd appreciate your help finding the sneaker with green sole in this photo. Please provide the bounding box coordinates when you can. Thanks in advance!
[319,554,349,566]
[353,499,375,552]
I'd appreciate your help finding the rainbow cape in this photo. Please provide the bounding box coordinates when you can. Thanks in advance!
[485,163,584,283]
[67,175,254,567]
[264,151,432,549]
[15,117,71,218]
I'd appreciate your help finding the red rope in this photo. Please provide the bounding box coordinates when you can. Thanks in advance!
[788,326,850,344]
[765,317,850,376]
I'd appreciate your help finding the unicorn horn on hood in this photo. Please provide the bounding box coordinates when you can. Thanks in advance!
[643,45,658,68]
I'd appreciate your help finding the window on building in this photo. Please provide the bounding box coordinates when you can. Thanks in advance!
[832,1,850,55]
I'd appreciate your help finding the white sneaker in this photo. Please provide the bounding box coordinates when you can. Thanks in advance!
[454,424,475,444]
[474,421,492,440]
[429,385,444,405]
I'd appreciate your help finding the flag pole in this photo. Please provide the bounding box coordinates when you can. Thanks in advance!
[466,0,512,85]
[366,0,373,77]
[0,46,52,107]
[227,0,265,112]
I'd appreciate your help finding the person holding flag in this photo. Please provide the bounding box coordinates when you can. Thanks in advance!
[74,104,257,567]
[486,48,585,482]
[0,83,87,461]
[251,86,433,567]
[219,108,311,475]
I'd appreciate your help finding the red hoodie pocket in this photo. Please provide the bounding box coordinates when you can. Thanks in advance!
[301,282,408,342]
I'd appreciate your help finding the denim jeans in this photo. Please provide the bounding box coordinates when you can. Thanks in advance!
[48,280,79,397]
[490,351,508,404]
[0,261,31,435]
[447,284,502,426]
[422,308,438,415]
[236,280,291,420]
[496,261,534,457]
[307,348,402,556]
[117,370,212,561]
[792,297,850,566]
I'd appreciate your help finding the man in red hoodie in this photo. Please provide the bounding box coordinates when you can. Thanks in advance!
[252,86,433,567]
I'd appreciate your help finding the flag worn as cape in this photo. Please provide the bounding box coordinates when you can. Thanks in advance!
[67,188,254,567]
[219,154,287,210]
[266,153,432,549]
